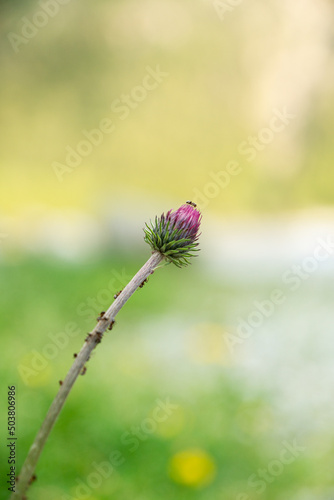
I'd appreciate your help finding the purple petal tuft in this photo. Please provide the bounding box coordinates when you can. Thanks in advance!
[167,204,202,242]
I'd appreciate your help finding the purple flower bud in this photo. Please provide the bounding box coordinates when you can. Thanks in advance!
[144,202,202,267]
[167,204,202,242]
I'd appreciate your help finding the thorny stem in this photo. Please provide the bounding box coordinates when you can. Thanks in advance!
[11,251,164,500]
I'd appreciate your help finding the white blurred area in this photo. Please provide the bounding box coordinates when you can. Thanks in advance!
[204,207,334,280]
[1,203,334,273]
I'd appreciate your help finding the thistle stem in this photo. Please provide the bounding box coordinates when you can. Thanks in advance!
[11,251,164,500]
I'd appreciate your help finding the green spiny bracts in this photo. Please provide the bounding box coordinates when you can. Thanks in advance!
[144,203,202,267]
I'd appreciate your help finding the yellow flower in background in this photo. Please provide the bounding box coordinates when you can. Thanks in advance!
[168,448,216,488]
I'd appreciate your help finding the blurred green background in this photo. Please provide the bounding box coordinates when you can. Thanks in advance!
[1,0,334,499]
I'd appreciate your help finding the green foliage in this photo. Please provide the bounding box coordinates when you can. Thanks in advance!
[0,255,321,500]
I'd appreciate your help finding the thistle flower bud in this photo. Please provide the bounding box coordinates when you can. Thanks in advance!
[144,203,202,267]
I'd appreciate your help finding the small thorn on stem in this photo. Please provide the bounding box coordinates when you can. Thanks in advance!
[28,474,37,485]
[73,353,77,358]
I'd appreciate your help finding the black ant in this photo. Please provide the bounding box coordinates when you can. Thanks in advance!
[139,278,148,288]
[95,331,103,344]
[186,200,197,208]
[114,290,122,299]
[81,366,87,376]
[59,380,63,386]
[108,319,115,331]
[28,474,37,485]
[96,311,106,321]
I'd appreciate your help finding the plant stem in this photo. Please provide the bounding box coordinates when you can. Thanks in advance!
[11,251,164,500]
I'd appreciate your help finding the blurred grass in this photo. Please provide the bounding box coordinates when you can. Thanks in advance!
[0,253,321,499]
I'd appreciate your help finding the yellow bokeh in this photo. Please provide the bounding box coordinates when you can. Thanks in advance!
[168,448,216,488]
